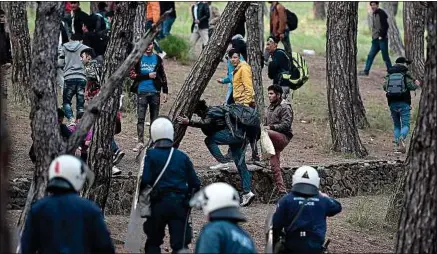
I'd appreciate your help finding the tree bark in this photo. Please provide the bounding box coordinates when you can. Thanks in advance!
[0,58,11,254]
[16,0,63,234]
[313,2,326,20]
[326,2,368,158]
[367,4,373,31]
[133,2,147,43]
[404,2,426,81]
[246,2,264,120]
[395,4,437,252]
[4,2,31,105]
[168,1,251,147]
[86,2,137,210]
[258,2,265,51]
[383,2,405,57]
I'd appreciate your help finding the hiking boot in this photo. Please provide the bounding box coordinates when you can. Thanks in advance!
[133,142,144,152]
[240,191,255,207]
[358,70,369,76]
[112,166,122,176]
[113,150,125,165]
[398,138,407,154]
[209,162,231,170]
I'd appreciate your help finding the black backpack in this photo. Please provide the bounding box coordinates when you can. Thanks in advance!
[208,104,261,141]
[285,9,298,31]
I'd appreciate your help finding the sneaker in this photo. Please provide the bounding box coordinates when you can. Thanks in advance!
[158,51,167,59]
[133,142,144,152]
[358,70,369,76]
[209,162,231,170]
[113,150,125,165]
[112,166,122,176]
[399,138,407,154]
[240,191,255,207]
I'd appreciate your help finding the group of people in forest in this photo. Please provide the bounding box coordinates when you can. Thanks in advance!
[9,1,424,254]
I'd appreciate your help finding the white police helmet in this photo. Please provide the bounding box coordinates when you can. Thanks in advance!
[48,155,94,192]
[150,117,174,142]
[291,165,320,196]
[189,182,246,221]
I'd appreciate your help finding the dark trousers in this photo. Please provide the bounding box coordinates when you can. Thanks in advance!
[364,38,392,72]
[137,93,160,144]
[143,195,192,254]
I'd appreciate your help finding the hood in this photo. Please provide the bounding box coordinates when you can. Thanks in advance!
[64,41,84,52]
[388,64,409,74]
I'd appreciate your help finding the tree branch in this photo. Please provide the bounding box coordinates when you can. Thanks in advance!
[65,9,172,154]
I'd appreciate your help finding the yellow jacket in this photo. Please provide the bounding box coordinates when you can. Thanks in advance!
[147,2,160,23]
[232,61,255,106]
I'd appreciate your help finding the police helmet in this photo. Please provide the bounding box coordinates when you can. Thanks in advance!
[291,165,320,196]
[189,182,246,222]
[48,155,94,192]
[150,116,174,143]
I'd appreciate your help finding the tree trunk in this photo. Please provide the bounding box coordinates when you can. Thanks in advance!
[168,2,251,147]
[90,1,100,13]
[326,2,368,158]
[0,59,11,254]
[258,2,265,51]
[404,2,426,81]
[313,2,326,20]
[86,2,137,211]
[395,4,437,252]
[17,0,63,234]
[352,85,369,129]
[383,2,405,57]
[246,2,265,120]
[367,4,373,31]
[4,2,31,105]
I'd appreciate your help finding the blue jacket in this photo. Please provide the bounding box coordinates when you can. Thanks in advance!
[195,220,257,254]
[140,147,201,196]
[21,192,115,254]
[272,192,342,252]
[221,56,245,105]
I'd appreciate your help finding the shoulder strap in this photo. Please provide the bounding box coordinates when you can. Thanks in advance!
[286,198,309,231]
[152,147,174,189]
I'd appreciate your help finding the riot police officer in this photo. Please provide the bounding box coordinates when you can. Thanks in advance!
[190,182,257,253]
[141,116,201,254]
[272,166,342,254]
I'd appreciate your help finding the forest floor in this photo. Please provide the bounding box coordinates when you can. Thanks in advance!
[6,51,416,252]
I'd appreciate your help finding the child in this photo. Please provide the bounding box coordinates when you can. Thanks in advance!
[383,57,421,154]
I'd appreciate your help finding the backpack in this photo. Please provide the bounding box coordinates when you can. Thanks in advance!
[96,28,110,54]
[386,72,407,96]
[278,50,309,90]
[285,9,298,31]
[208,104,261,141]
[93,13,109,31]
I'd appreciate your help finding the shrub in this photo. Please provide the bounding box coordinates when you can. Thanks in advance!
[158,35,190,64]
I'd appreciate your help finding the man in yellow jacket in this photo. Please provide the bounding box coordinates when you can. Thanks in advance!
[228,48,255,107]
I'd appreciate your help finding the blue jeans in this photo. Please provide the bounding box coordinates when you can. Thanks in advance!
[62,79,87,120]
[364,38,392,72]
[389,102,411,143]
[159,17,176,39]
[111,139,119,153]
[205,129,252,193]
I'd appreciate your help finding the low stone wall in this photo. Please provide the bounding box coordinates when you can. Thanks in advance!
[8,160,404,216]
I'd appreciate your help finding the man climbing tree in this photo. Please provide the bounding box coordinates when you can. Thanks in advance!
[4,2,31,104]
[386,5,437,250]
[326,2,368,158]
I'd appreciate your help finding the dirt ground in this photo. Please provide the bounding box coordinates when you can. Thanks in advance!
[6,54,409,252]
[6,195,395,253]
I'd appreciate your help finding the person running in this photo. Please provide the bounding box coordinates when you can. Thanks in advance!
[383,57,421,153]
